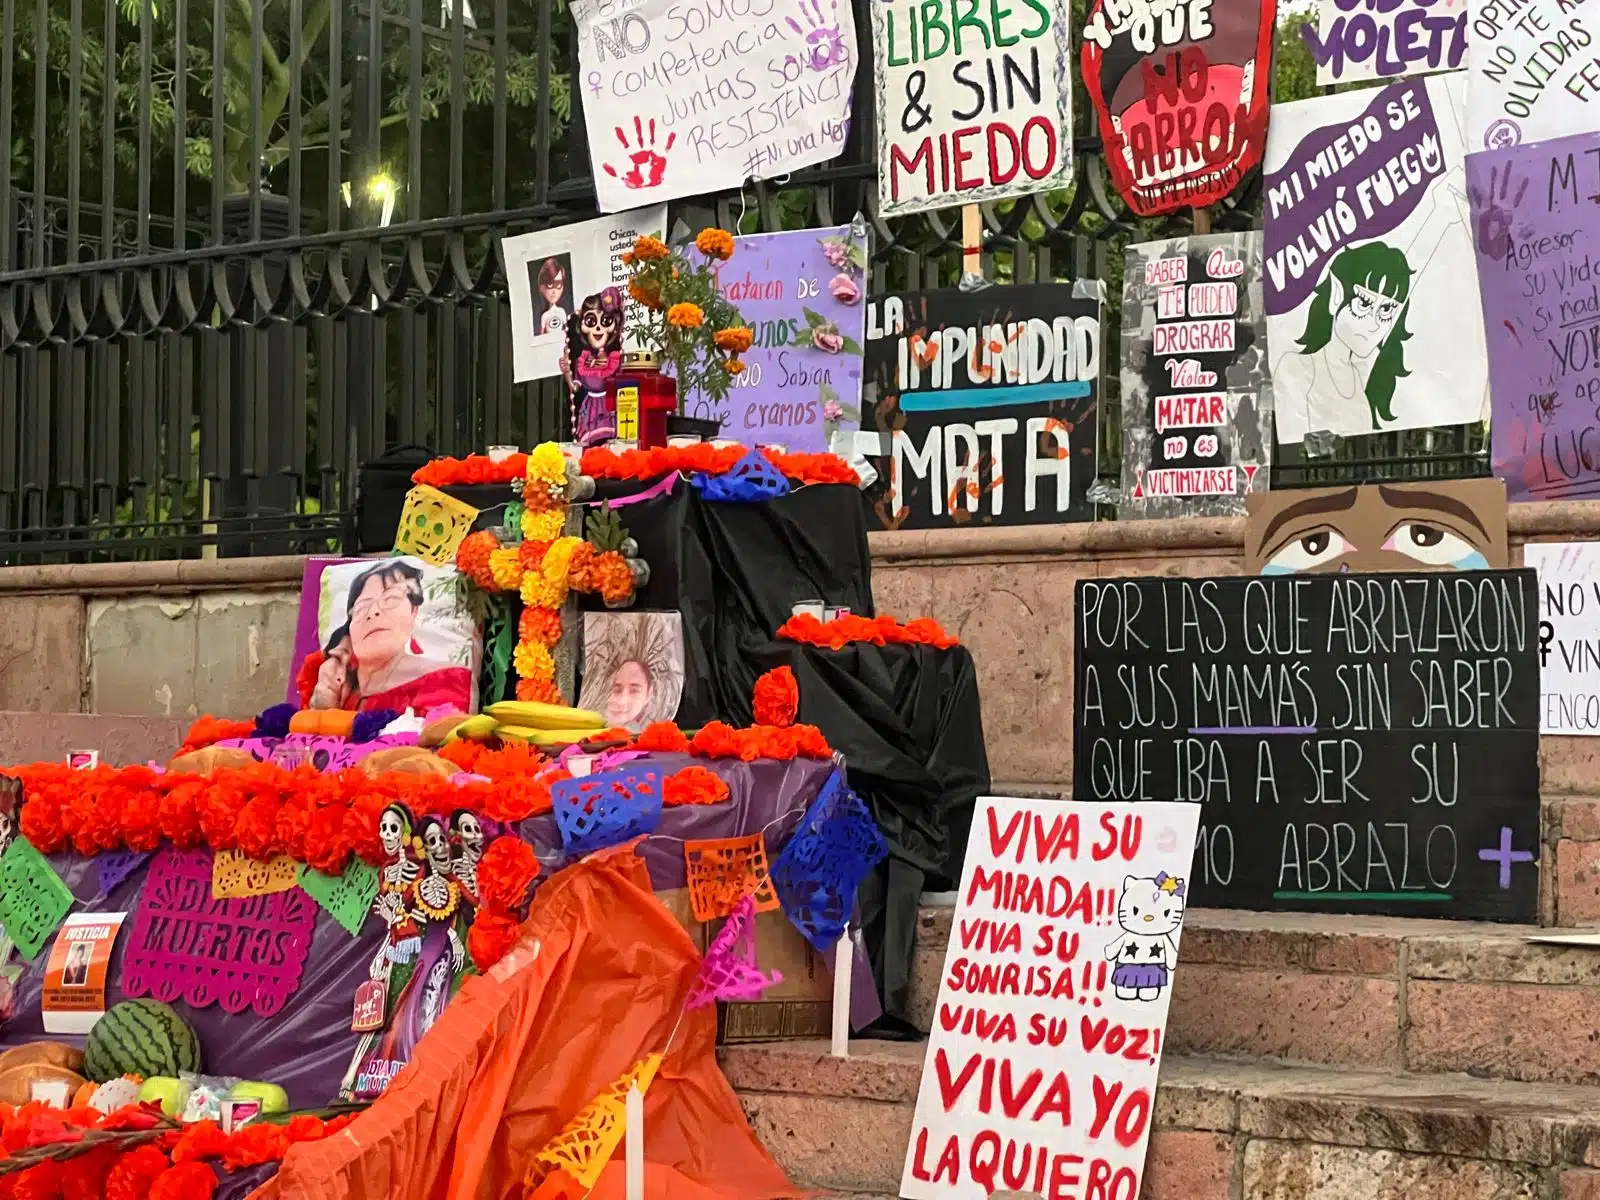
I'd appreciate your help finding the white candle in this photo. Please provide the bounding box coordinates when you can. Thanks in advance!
[625,1081,644,1199]
[831,928,853,1058]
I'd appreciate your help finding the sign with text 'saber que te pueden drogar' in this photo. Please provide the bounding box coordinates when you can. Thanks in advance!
[1118,232,1272,519]
[861,283,1100,530]
[872,0,1073,215]
[1072,570,1541,923]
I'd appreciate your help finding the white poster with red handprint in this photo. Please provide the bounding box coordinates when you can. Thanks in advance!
[572,0,857,213]
[500,205,667,382]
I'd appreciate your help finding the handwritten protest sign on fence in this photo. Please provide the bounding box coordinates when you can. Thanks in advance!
[900,797,1199,1200]
[1466,0,1600,151]
[1524,543,1600,735]
[1469,130,1600,502]
[873,0,1073,215]
[1263,74,1487,444]
[1304,0,1467,86]
[1119,232,1271,518]
[1081,0,1275,215]
[572,0,856,213]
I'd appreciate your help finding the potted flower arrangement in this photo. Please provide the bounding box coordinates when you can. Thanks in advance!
[624,230,755,437]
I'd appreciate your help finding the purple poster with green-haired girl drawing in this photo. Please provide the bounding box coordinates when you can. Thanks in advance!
[1262,73,1489,446]
[681,222,868,454]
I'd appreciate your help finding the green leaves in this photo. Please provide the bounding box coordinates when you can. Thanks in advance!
[585,502,629,553]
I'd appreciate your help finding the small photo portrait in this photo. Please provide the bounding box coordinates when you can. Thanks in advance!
[61,941,93,988]
[578,612,686,733]
[528,252,576,339]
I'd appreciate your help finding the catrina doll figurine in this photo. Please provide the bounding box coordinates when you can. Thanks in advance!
[561,287,625,446]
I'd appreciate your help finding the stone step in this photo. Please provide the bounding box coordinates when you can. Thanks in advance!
[723,1039,1600,1199]
[0,711,191,768]
[909,906,1600,1088]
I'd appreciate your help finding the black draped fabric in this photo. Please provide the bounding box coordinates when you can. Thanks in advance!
[751,641,990,1030]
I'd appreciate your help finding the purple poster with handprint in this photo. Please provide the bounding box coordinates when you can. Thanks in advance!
[1470,130,1600,503]
[681,223,867,454]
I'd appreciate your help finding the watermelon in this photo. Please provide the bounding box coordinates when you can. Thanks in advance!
[83,1000,202,1083]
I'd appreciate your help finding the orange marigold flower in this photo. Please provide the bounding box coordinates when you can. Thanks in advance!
[628,279,662,310]
[667,303,705,329]
[455,529,499,591]
[592,551,635,606]
[726,359,746,375]
[518,605,564,647]
[620,251,635,265]
[515,676,566,704]
[632,235,670,261]
[714,326,754,353]
[695,227,736,260]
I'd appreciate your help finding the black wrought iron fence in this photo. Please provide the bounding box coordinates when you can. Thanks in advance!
[0,0,1486,563]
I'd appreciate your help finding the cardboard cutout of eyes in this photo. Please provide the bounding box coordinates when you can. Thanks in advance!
[1244,478,1509,576]
[1080,0,1276,217]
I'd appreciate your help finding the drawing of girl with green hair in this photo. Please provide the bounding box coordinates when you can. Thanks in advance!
[1275,241,1414,439]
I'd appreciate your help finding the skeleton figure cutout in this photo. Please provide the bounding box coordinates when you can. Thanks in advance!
[0,776,20,859]
[450,810,485,904]
[414,815,467,972]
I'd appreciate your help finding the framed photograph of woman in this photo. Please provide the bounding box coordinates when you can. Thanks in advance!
[577,611,685,732]
[313,557,481,714]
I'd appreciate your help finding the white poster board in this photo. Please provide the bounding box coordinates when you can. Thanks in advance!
[1262,73,1488,445]
[500,206,667,383]
[571,0,856,214]
[872,0,1072,216]
[1466,0,1600,151]
[900,797,1200,1199]
[1523,542,1600,735]
[1307,0,1467,86]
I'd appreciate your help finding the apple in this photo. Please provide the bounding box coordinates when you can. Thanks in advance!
[229,1080,289,1114]
[138,1076,192,1118]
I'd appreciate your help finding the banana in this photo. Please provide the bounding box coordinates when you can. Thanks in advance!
[484,700,606,730]
[444,714,500,744]
[491,725,590,749]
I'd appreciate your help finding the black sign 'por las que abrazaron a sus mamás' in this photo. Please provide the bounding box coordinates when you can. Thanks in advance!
[1072,570,1540,922]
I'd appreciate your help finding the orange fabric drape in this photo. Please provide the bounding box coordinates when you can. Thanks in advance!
[251,845,805,1200]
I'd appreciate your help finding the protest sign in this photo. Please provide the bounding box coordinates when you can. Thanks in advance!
[1119,232,1270,518]
[1523,542,1600,735]
[41,912,127,1035]
[1304,0,1467,86]
[1263,74,1487,445]
[1080,0,1275,216]
[572,0,855,214]
[873,0,1073,215]
[1468,130,1600,503]
[681,224,867,452]
[861,284,1100,530]
[1466,0,1599,151]
[501,207,668,382]
[900,796,1199,1200]
[1073,569,1541,922]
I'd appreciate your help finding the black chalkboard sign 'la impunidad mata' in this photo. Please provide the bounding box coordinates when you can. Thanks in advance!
[1072,569,1541,922]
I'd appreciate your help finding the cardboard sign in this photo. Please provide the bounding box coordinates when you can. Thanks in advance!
[1263,74,1487,444]
[861,285,1100,530]
[1119,232,1271,518]
[1242,479,1509,575]
[1080,0,1274,216]
[874,0,1073,215]
[1523,542,1600,735]
[1466,0,1600,151]
[571,0,855,213]
[500,207,668,382]
[685,225,868,453]
[0,838,75,961]
[899,797,1199,1199]
[41,912,127,1034]
[1072,570,1541,922]
[1304,0,1466,86]
[1469,130,1600,502]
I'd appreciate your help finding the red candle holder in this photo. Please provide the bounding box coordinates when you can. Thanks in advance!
[606,351,677,450]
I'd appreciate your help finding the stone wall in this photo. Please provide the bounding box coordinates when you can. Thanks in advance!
[3,500,1600,782]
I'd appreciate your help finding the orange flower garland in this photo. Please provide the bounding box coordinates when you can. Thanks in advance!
[412,444,859,490]
[752,667,798,728]
[777,612,959,651]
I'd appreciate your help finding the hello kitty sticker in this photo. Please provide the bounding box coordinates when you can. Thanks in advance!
[900,798,1199,1200]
